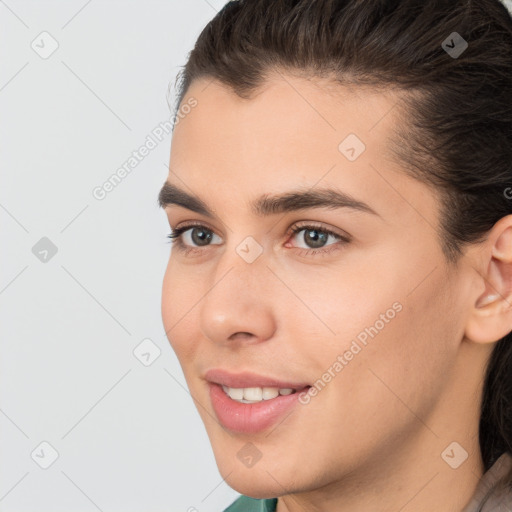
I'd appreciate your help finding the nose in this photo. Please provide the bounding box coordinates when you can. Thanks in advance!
[199,253,277,346]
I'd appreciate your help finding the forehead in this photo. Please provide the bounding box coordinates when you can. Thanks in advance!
[168,73,440,228]
[176,73,401,142]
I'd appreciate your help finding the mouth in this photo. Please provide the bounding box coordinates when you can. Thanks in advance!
[219,384,307,403]
[204,369,311,433]
[204,368,310,390]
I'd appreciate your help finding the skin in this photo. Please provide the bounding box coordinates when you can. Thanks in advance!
[160,72,512,512]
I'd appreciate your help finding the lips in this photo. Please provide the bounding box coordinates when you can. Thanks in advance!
[204,368,310,390]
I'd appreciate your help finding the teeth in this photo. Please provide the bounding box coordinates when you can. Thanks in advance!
[244,387,263,401]
[262,387,279,400]
[221,385,296,402]
[222,386,243,400]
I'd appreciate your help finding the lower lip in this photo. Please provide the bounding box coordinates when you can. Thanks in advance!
[208,383,309,434]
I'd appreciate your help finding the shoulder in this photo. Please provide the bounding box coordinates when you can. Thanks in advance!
[223,495,278,512]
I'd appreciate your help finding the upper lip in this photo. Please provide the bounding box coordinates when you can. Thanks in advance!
[204,368,311,389]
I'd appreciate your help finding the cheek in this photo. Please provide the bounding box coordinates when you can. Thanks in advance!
[306,242,453,361]
[293,250,459,417]
[330,269,459,434]
[287,281,458,479]
[161,261,176,335]
[161,259,201,361]
[276,255,402,359]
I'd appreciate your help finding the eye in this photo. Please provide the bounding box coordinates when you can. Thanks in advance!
[166,221,351,257]
[167,222,221,253]
[286,223,350,254]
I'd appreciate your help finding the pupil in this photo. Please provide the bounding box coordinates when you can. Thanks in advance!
[192,227,212,246]
[304,229,327,248]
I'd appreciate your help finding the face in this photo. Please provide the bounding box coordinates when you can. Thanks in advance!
[160,73,472,499]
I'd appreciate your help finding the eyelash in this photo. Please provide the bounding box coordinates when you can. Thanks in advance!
[166,221,351,258]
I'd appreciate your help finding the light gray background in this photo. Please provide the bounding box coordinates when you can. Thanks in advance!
[1,1,240,510]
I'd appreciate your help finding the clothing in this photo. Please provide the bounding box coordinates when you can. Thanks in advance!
[462,451,512,512]
[223,452,512,512]
[223,496,277,512]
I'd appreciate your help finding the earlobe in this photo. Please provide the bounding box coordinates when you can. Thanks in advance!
[464,216,512,344]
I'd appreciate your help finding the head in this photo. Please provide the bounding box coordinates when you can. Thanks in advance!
[159,0,512,502]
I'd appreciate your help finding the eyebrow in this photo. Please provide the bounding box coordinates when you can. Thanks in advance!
[157,181,380,219]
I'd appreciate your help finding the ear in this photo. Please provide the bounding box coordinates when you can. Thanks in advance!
[464,214,512,344]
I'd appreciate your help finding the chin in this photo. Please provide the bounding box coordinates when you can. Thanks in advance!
[216,456,305,498]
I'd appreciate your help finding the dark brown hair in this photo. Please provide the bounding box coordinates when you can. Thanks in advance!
[169,0,512,502]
